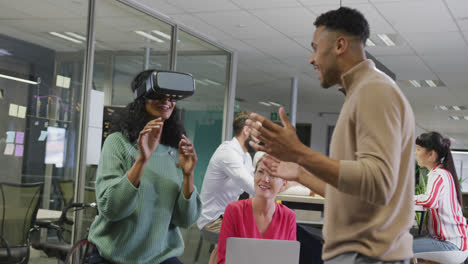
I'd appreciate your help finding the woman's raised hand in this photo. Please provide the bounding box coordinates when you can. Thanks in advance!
[178,135,197,176]
[138,118,164,161]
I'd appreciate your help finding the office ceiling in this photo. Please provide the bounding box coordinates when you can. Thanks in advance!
[138,0,468,148]
[0,0,467,148]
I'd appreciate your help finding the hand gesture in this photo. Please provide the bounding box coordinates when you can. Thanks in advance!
[262,155,302,182]
[177,135,197,176]
[246,107,304,162]
[137,118,163,161]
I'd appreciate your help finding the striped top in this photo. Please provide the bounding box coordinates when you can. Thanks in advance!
[88,132,201,264]
[415,164,468,250]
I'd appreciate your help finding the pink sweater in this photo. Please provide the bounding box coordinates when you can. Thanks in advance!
[217,198,296,264]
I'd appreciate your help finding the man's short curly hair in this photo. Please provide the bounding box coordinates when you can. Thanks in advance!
[233,111,251,136]
[314,7,370,44]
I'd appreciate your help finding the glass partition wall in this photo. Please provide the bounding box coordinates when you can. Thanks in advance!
[176,29,231,189]
[0,0,232,259]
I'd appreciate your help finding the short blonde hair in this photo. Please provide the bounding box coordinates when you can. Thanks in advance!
[253,151,266,170]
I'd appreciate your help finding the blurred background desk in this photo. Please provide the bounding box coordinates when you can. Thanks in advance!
[276,194,324,211]
[277,194,325,264]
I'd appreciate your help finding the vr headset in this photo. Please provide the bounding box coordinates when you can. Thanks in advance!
[132,70,195,102]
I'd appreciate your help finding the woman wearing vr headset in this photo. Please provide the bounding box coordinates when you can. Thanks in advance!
[88,70,201,264]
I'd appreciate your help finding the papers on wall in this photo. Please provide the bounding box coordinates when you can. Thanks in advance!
[4,144,14,155]
[45,126,66,167]
[17,106,26,118]
[8,104,27,118]
[14,145,23,157]
[15,132,24,144]
[6,131,15,143]
[38,130,48,141]
[9,103,18,117]
[56,75,71,89]
[86,90,104,165]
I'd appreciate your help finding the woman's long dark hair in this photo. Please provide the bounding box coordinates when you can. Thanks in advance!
[416,132,462,206]
[109,69,185,148]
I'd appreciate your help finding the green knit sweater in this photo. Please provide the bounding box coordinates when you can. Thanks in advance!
[88,132,201,264]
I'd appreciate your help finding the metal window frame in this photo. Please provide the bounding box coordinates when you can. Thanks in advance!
[72,0,237,243]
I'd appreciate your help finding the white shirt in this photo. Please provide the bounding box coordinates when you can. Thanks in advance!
[197,137,255,229]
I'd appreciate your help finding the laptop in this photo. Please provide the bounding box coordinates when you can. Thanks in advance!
[225,237,300,264]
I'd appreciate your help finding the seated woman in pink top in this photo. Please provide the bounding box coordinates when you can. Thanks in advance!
[216,151,296,264]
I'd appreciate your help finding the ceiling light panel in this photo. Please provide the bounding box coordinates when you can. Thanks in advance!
[377,34,395,46]
[259,101,271,106]
[134,31,164,43]
[64,32,86,41]
[152,30,171,40]
[49,32,82,44]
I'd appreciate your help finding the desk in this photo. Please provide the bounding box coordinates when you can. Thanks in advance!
[37,209,62,221]
[276,194,324,211]
[277,195,325,225]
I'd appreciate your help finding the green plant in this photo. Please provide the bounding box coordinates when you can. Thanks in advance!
[415,166,429,195]
[415,165,429,227]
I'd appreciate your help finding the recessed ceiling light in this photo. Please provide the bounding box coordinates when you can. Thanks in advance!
[0,73,39,85]
[195,79,208,86]
[425,80,437,87]
[203,79,221,86]
[450,116,460,120]
[409,80,421,87]
[207,60,225,68]
[452,151,468,155]
[366,39,376,47]
[49,32,82,44]
[236,24,246,28]
[452,106,461,111]
[464,116,468,120]
[377,34,395,46]
[134,31,164,43]
[64,32,86,41]
[0,49,12,56]
[259,101,271,106]
[439,105,448,110]
[269,101,281,107]
[152,30,171,40]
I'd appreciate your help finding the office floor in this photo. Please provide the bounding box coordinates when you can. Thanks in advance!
[29,225,213,264]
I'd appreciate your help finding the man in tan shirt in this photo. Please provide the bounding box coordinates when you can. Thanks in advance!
[246,7,415,264]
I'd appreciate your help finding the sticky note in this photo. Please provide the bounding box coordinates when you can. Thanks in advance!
[17,106,26,118]
[6,131,15,143]
[15,132,24,144]
[9,104,18,117]
[4,144,14,155]
[56,75,64,87]
[14,145,24,157]
[38,131,48,141]
[63,77,70,89]
[34,121,39,126]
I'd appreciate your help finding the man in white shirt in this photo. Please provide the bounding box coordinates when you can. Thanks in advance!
[197,111,256,233]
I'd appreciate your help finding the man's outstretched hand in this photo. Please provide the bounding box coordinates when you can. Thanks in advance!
[246,107,305,163]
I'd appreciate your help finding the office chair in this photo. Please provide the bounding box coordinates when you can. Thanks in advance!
[0,182,43,264]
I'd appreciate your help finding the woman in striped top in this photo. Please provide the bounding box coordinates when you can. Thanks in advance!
[413,132,468,255]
